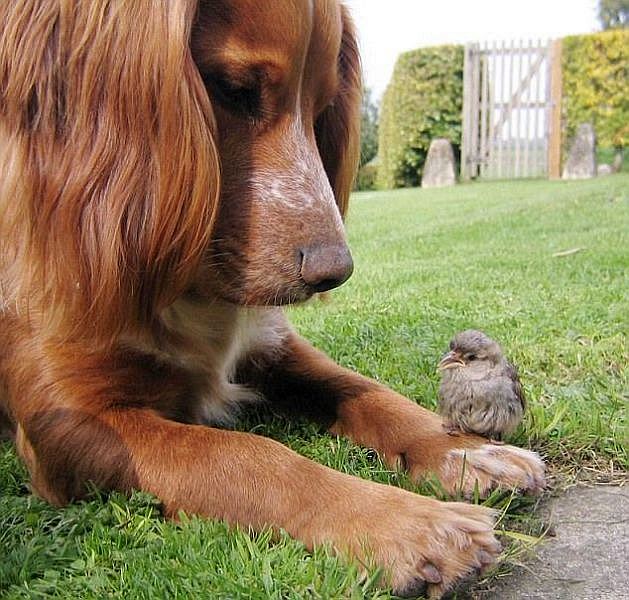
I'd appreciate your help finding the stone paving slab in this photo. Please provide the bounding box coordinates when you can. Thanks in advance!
[483,484,629,600]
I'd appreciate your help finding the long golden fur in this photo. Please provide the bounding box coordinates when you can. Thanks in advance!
[0,2,544,597]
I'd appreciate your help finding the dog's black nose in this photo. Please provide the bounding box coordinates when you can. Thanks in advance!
[299,244,354,293]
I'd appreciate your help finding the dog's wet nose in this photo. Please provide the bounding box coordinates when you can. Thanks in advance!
[299,244,354,293]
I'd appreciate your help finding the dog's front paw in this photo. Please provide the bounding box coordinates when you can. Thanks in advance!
[374,407,546,497]
[437,442,546,497]
[314,481,500,599]
[401,433,546,497]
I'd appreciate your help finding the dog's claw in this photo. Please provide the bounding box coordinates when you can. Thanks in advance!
[420,562,443,584]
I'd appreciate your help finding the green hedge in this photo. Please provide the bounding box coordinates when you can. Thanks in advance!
[562,30,629,149]
[355,161,378,191]
[376,33,627,189]
[377,45,464,189]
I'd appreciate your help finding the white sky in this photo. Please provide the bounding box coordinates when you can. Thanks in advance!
[344,0,600,100]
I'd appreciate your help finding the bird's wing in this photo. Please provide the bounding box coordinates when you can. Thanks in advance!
[505,361,525,409]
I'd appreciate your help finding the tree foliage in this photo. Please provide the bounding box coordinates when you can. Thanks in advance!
[360,87,379,167]
[377,45,463,189]
[598,0,629,29]
[562,30,629,149]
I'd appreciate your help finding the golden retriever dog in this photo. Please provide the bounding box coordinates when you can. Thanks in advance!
[0,1,544,596]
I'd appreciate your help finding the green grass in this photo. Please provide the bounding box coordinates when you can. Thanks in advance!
[1,175,627,598]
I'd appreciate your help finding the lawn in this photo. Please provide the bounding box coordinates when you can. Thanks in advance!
[1,175,627,598]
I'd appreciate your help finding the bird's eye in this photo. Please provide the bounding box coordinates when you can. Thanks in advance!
[465,353,477,361]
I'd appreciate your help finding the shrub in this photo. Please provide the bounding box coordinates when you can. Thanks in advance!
[562,30,629,150]
[360,88,379,167]
[355,160,378,191]
[377,45,464,189]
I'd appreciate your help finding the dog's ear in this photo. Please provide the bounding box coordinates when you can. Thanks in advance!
[314,5,362,219]
[0,0,219,341]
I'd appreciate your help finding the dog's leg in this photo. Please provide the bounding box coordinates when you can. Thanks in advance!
[11,351,500,599]
[245,333,545,497]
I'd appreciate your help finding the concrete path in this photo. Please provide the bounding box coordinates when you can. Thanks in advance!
[481,484,629,600]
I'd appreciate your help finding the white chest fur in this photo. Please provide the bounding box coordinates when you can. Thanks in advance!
[155,299,290,424]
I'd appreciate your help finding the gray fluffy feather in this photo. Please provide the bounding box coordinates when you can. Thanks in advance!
[437,330,524,440]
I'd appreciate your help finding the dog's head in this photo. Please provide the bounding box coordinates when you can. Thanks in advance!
[0,0,361,338]
[192,0,361,306]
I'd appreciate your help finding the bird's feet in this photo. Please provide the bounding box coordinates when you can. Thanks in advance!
[442,422,461,436]
[488,438,506,445]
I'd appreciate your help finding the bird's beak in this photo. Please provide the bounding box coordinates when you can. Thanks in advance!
[437,350,465,371]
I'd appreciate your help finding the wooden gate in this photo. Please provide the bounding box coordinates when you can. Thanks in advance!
[461,40,562,180]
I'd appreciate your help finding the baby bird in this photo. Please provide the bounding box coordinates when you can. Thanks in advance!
[437,330,524,443]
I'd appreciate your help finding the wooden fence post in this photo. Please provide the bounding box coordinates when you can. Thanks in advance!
[548,39,563,179]
[461,44,472,181]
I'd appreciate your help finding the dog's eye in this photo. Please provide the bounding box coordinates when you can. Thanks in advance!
[205,73,260,118]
